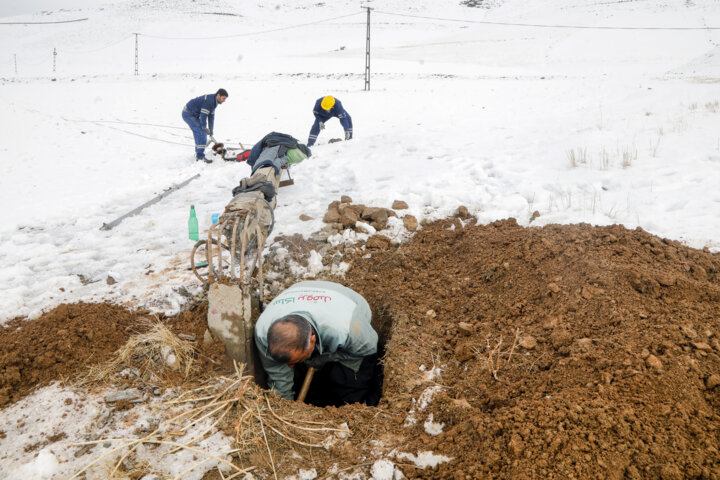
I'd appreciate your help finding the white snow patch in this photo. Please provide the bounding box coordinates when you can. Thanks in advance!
[395,451,453,469]
[355,221,377,235]
[424,413,445,436]
[404,385,443,427]
[417,385,443,410]
[370,459,395,480]
[420,365,443,382]
[306,249,324,276]
[16,448,59,478]
[0,383,236,480]
[331,261,351,275]
[286,468,318,480]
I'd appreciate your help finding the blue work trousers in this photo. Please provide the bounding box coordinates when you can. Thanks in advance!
[182,110,207,158]
[308,116,353,146]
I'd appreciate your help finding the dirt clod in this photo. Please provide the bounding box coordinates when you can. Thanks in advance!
[518,334,537,349]
[457,322,474,336]
[645,354,664,371]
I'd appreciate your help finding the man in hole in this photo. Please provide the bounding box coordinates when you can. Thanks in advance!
[254,281,382,407]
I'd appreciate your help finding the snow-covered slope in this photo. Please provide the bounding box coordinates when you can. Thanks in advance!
[0,0,719,323]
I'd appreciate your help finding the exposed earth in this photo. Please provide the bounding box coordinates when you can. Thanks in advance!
[2,209,720,479]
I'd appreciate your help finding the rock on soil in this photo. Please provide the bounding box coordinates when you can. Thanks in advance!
[323,199,400,232]
[403,215,419,232]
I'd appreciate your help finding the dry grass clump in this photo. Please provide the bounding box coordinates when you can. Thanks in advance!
[84,320,198,386]
[567,147,588,168]
[71,365,347,480]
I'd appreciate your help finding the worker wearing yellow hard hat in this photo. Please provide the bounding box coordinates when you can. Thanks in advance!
[307,95,353,147]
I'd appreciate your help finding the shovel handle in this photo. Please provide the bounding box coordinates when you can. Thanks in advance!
[297,367,315,403]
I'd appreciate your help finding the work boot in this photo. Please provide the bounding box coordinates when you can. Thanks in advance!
[196,155,212,164]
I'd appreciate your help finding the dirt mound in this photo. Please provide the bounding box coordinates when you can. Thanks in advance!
[3,217,720,479]
[0,302,230,406]
[334,218,720,479]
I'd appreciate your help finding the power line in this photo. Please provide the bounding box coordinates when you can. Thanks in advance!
[92,122,192,147]
[139,11,363,40]
[374,10,720,30]
[63,35,133,55]
[0,18,88,25]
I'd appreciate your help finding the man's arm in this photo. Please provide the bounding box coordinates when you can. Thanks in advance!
[254,335,295,400]
[337,106,352,134]
[198,95,214,129]
[308,118,322,146]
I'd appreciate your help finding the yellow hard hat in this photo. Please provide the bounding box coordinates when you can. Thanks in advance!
[321,95,335,110]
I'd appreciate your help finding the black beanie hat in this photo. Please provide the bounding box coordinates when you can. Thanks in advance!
[217,88,228,97]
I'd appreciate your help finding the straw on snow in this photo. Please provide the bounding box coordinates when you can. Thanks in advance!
[71,362,348,479]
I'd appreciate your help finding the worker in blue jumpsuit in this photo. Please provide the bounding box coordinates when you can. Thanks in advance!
[307,95,352,147]
[182,88,228,163]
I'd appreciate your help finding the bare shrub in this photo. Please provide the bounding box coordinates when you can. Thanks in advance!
[622,145,637,168]
[567,148,588,168]
[472,328,521,381]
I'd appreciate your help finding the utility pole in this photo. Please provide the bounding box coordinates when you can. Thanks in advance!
[53,47,57,73]
[364,6,372,91]
[134,33,139,76]
[14,54,17,75]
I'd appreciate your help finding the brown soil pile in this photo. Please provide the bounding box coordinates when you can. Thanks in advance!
[0,302,230,406]
[331,217,720,479]
[4,215,720,479]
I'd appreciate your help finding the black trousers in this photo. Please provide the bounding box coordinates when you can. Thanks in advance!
[293,354,383,407]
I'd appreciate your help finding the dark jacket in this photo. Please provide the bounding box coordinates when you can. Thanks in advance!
[247,132,312,174]
[308,97,352,146]
[183,94,218,131]
[312,98,351,130]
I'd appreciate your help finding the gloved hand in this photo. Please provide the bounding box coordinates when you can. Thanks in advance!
[319,122,325,130]
[205,128,213,135]
[344,130,351,141]
[304,355,331,369]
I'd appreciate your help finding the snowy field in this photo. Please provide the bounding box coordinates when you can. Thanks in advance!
[1,0,719,324]
[1,0,720,477]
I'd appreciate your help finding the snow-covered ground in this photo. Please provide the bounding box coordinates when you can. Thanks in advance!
[3,0,718,324]
[2,0,720,478]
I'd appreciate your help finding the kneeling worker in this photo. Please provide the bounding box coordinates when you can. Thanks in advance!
[254,281,381,407]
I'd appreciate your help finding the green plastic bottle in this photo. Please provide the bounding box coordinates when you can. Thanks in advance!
[188,205,199,241]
